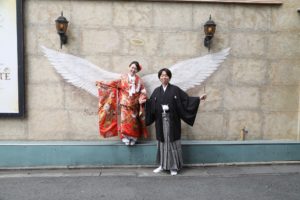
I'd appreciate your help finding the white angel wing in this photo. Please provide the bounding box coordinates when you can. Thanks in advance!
[142,48,230,94]
[142,73,160,96]
[170,48,230,91]
[41,46,121,97]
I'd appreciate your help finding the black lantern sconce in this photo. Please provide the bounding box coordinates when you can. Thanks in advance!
[55,11,69,49]
[204,15,216,51]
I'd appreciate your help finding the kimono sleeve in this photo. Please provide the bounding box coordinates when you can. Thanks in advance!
[145,92,156,126]
[96,79,120,89]
[176,88,200,126]
[95,79,121,138]
[96,80,119,138]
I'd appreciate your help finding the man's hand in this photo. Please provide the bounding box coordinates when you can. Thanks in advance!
[200,94,207,101]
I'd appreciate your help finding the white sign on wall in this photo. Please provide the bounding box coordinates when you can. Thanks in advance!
[0,0,24,117]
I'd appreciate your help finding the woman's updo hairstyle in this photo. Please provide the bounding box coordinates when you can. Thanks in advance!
[129,61,142,72]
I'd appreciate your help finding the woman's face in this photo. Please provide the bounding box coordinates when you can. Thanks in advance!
[159,71,170,86]
[129,64,138,76]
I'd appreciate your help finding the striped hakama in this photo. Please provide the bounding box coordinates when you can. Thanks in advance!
[157,113,183,171]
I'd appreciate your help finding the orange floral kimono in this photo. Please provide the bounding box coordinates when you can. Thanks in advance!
[96,74,148,139]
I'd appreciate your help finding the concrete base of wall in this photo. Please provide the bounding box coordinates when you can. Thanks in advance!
[1,140,300,168]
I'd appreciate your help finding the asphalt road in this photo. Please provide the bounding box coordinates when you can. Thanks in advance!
[0,166,300,200]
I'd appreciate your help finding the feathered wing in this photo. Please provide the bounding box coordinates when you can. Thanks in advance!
[141,73,160,95]
[142,48,230,94]
[170,48,230,91]
[41,46,121,97]
[42,46,229,97]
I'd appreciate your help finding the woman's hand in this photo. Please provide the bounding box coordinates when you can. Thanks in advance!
[96,81,100,87]
[200,94,207,101]
[139,98,147,104]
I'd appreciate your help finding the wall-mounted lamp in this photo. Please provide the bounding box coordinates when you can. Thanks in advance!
[204,15,216,51]
[55,11,69,49]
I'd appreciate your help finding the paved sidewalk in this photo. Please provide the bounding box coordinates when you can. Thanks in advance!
[0,163,300,178]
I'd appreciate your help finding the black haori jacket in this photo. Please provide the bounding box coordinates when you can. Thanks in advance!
[146,84,200,142]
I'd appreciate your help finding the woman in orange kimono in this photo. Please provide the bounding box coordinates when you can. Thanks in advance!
[96,61,148,146]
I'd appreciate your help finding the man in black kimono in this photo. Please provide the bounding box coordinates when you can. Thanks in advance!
[146,68,206,175]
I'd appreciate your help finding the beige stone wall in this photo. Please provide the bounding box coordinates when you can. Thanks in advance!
[0,0,299,141]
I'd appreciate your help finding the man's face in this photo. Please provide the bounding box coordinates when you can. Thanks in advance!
[159,71,170,85]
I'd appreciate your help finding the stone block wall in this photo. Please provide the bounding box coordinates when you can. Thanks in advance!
[0,0,299,141]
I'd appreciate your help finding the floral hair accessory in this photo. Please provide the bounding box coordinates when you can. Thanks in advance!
[138,64,142,72]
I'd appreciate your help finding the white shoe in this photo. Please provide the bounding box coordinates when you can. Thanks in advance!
[153,166,163,173]
[122,138,129,143]
[170,170,177,176]
[122,138,130,145]
[129,140,136,146]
